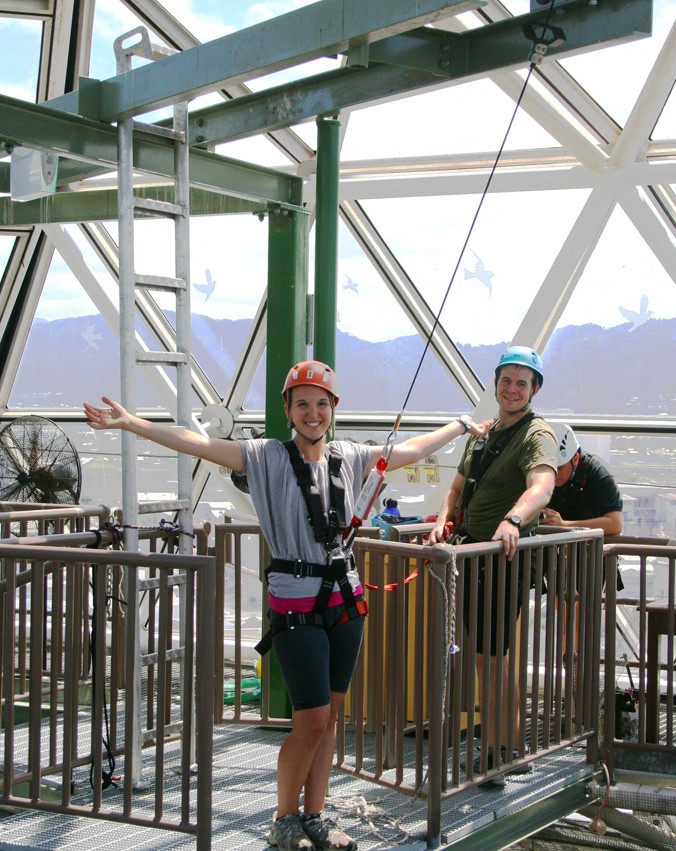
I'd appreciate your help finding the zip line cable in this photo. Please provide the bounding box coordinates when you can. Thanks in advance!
[342,52,544,552]
[391,0,560,436]
[342,0,561,565]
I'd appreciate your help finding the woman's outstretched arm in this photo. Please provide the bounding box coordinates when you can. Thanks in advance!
[84,397,244,472]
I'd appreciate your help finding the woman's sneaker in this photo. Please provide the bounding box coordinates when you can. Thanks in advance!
[301,813,358,850]
[268,813,314,850]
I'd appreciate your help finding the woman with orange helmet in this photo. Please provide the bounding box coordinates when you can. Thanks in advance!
[84,362,485,851]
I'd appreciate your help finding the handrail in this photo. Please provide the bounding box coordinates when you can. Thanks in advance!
[0,505,110,523]
[601,540,675,777]
[211,521,605,846]
[0,543,215,847]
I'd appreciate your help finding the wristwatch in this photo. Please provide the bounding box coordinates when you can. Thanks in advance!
[504,514,523,529]
[457,414,472,434]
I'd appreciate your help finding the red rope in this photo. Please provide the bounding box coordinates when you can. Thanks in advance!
[364,522,453,592]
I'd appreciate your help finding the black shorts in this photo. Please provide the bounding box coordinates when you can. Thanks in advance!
[458,536,532,657]
[270,601,365,711]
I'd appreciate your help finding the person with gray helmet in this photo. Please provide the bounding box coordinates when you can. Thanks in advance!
[542,423,623,537]
[429,345,557,787]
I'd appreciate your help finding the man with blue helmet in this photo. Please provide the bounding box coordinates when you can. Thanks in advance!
[429,345,557,787]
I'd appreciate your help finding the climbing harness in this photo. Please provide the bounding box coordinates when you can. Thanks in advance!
[456,413,539,530]
[254,440,368,656]
[284,439,347,548]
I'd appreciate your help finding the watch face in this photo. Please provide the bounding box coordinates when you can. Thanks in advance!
[507,514,522,527]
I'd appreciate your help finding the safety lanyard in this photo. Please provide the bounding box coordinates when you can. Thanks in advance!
[340,415,401,553]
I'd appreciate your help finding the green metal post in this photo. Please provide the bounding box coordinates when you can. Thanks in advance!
[265,206,309,717]
[313,117,340,368]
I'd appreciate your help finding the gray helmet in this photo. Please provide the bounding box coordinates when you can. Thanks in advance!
[552,423,580,466]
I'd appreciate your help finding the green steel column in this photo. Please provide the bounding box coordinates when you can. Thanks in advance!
[265,206,309,717]
[313,117,340,368]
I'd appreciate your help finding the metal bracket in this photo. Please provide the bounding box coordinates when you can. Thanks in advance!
[113,26,176,74]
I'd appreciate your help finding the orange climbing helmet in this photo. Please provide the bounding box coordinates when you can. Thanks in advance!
[282,360,340,404]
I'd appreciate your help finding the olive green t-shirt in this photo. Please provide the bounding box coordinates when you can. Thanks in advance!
[457,417,557,541]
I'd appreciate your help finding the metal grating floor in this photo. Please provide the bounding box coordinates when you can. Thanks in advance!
[0,719,591,851]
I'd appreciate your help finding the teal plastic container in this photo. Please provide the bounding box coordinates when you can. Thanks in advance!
[371,513,423,538]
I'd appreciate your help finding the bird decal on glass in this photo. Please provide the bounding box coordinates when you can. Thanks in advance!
[619,294,653,332]
[81,323,104,350]
[193,269,216,301]
[463,250,495,296]
[342,274,359,296]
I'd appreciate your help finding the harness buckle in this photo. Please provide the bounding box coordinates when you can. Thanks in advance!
[286,611,299,630]
[293,559,304,578]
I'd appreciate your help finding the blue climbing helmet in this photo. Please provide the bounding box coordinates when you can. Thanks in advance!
[495,345,544,388]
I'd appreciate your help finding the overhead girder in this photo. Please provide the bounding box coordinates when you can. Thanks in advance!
[332,155,676,200]
[179,0,652,148]
[0,185,269,227]
[118,0,315,165]
[0,93,303,208]
[95,0,483,122]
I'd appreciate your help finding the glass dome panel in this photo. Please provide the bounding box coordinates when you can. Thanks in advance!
[0,16,42,102]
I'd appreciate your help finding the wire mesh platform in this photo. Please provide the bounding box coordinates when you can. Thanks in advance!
[0,719,592,851]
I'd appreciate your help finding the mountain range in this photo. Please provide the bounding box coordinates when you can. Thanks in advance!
[13,315,675,417]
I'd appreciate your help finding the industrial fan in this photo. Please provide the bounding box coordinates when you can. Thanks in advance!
[0,415,82,504]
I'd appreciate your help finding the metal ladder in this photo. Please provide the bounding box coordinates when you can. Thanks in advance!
[114,27,194,785]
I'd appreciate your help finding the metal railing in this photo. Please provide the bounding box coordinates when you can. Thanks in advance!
[4,510,669,847]
[602,540,676,777]
[0,543,215,848]
[212,520,605,847]
[0,504,111,542]
[0,503,211,704]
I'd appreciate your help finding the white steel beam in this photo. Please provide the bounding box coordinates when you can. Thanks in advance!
[615,184,676,282]
[610,20,676,168]
[511,187,616,356]
[0,0,52,15]
[336,159,676,200]
[0,229,53,410]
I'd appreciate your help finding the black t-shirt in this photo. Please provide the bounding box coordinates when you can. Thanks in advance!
[549,450,622,521]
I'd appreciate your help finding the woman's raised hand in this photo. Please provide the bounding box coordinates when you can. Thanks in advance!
[83,397,131,431]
